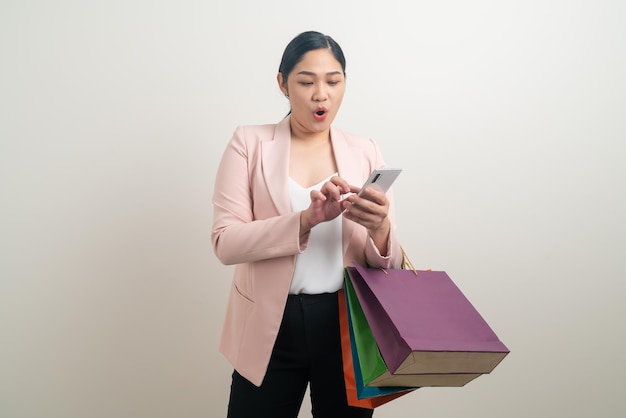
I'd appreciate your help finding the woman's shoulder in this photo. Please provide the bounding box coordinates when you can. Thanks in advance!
[225,123,281,154]
[233,122,280,138]
[229,118,290,144]
[331,125,381,153]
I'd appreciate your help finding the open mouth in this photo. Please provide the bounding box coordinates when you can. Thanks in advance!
[313,108,328,121]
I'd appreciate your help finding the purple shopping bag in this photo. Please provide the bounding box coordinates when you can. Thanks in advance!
[346,264,509,379]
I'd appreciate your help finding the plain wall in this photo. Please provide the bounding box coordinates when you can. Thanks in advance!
[1,0,625,417]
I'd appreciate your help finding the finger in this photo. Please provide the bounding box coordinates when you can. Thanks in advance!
[329,176,352,194]
[321,180,344,201]
[348,197,389,225]
[345,202,380,222]
[343,205,388,230]
[357,187,388,205]
[310,189,326,202]
[346,191,389,214]
[342,205,378,228]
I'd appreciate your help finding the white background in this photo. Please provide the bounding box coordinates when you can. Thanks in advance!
[1,1,625,417]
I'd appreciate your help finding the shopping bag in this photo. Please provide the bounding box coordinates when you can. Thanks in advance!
[344,272,481,388]
[346,264,509,381]
[338,289,413,408]
[343,279,416,394]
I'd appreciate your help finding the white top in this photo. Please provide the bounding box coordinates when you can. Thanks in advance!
[288,175,343,294]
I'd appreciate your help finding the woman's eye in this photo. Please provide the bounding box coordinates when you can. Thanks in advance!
[328,81,340,86]
[299,81,313,86]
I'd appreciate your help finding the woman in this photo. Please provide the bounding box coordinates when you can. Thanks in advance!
[211,31,403,418]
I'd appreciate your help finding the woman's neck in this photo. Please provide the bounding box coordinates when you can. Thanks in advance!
[288,117,331,145]
[291,131,330,145]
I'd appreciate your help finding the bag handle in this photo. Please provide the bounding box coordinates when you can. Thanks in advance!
[354,246,420,276]
[400,246,419,276]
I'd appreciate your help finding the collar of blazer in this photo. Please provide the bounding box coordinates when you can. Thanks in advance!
[261,116,361,250]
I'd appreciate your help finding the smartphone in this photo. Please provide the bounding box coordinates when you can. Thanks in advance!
[358,168,402,199]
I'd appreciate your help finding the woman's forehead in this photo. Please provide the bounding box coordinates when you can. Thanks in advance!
[291,49,344,75]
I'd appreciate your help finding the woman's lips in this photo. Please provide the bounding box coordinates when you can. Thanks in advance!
[313,108,328,121]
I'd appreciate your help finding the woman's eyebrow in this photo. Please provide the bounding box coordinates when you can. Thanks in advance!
[296,70,343,76]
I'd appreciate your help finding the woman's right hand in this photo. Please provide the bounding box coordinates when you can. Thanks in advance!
[300,176,351,234]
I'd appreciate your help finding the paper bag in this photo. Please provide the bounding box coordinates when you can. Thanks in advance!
[346,264,509,380]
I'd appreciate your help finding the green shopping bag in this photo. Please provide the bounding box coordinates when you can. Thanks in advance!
[344,273,397,386]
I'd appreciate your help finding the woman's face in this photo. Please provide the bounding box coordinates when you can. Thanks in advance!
[278,48,345,137]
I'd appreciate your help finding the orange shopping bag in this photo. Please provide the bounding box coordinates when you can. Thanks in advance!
[338,289,413,408]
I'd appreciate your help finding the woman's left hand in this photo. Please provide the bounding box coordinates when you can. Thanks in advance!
[341,186,391,254]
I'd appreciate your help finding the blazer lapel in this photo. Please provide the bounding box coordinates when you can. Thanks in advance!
[331,125,362,185]
[261,117,292,215]
[330,125,363,258]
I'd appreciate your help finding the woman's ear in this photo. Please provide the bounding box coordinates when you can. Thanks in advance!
[277,72,288,97]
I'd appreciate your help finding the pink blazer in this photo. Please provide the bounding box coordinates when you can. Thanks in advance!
[211,116,402,386]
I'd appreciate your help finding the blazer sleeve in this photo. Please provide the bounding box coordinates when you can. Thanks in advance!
[211,127,303,265]
[362,138,403,269]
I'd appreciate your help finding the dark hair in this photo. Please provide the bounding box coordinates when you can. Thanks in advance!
[278,31,346,84]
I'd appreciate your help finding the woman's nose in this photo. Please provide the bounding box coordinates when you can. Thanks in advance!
[312,84,327,101]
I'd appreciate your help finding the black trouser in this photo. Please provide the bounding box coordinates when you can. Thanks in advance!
[227,291,374,418]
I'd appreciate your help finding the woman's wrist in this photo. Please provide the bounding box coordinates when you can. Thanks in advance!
[368,218,391,256]
[300,209,314,236]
